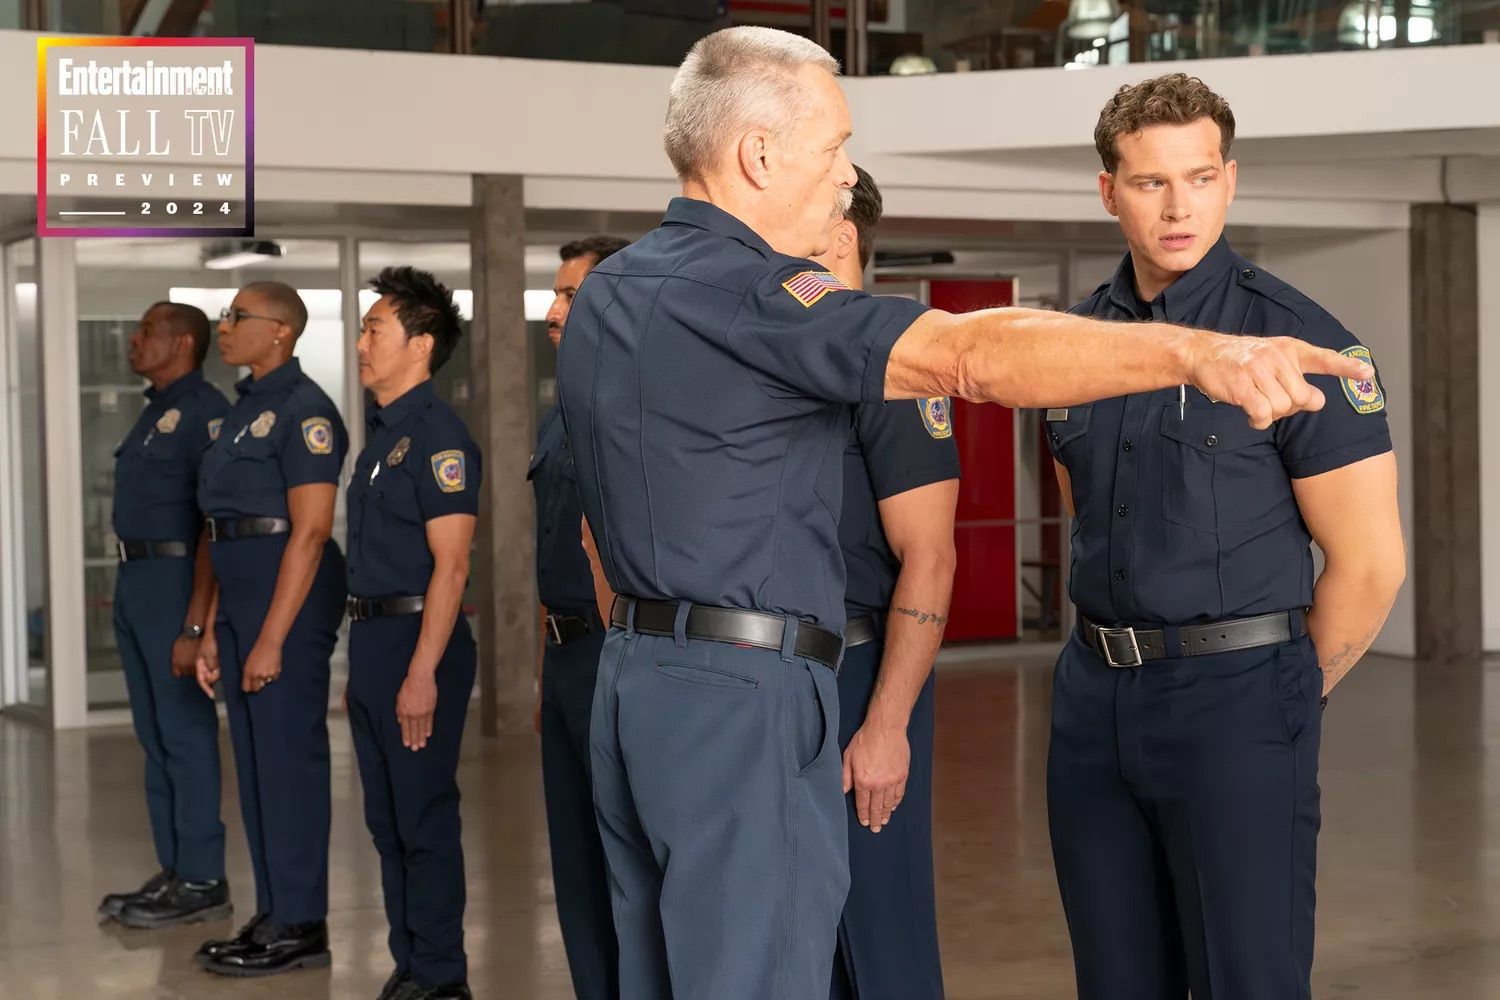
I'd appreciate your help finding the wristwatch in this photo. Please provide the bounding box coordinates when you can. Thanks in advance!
[182,624,205,639]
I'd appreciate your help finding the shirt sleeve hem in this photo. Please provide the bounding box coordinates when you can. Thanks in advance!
[872,463,963,501]
[1284,433,1392,479]
[861,301,929,404]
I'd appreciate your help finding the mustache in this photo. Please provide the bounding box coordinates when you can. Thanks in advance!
[834,186,853,218]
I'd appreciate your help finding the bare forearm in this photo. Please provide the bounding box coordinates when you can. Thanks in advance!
[408,562,468,678]
[183,525,215,628]
[257,529,326,648]
[1309,562,1403,694]
[867,556,953,730]
[886,309,1195,406]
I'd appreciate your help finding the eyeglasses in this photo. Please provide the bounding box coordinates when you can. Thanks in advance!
[219,307,283,327]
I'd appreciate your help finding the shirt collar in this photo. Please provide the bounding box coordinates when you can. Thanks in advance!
[661,197,775,259]
[145,367,205,405]
[1106,235,1237,322]
[369,379,435,431]
[236,357,302,398]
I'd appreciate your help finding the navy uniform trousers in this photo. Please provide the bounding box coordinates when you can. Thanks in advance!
[1048,631,1323,1000]
[114,553,226,882]
[541,625,619,1000]
[590,619,849,1000]
[347,614,476,987]
[211,535,346,924]
[830,632,942,1000]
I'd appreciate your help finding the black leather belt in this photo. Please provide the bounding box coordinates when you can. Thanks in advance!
[116,539,190,562]
[845,615,879,648]
[611,597,843,671]
[1081,610,1307,668]
[546,611,602,646]
[347,595,425,623]
[206,516,291,542]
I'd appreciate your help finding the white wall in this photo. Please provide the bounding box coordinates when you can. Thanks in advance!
[1479,203,1500,651]
[1260,231,1416,658]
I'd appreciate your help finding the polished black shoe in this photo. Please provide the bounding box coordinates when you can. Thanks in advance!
[194,913,268,965]
[409,983,472,1000]
[117,877,231,929]
[377,970,412,1000]
[200,918,331,977]
[98,870,173,919]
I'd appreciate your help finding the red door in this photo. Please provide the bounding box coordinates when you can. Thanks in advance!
[928,280,1018,641]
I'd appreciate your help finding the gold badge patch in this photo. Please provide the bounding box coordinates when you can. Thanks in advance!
[430,449,466,493]
[155,408,181,434]
[1339,346,1385,414]
[301,417,333,455]
[207,417,223,441]
[919,397,953,439]
[387,436,411,467]
[250,410,276,438]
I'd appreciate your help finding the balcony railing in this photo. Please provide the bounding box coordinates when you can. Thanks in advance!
[24,0,1500,73]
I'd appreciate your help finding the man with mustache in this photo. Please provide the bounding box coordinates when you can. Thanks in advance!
[533,236,629,1000]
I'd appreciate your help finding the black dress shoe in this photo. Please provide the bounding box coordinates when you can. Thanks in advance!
[409,983,472,1000]
[195,913,267,965]
[98,870,173,919]
[200,918,331,977]
[376,970,412,1000]
[117,877,231,929]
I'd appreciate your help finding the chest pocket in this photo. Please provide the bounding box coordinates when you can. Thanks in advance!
[371,467,422,526]
[1159,401,1293,531]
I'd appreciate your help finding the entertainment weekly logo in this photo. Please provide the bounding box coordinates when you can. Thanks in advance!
[37,37,253,237]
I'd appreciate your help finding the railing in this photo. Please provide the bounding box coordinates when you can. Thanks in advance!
[25,0,1500,72]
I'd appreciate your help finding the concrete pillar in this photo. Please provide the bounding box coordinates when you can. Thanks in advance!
[1478,203,1500,652]
[1409,203,1482,663]
[469,175,536,736]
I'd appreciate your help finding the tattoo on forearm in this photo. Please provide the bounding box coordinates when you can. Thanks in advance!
[892,606,947,626]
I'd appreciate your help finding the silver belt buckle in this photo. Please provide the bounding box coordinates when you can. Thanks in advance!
[207,517,220,542]
[116,539,128,562]
[546,615,564,646]
[1099,626,1142,668]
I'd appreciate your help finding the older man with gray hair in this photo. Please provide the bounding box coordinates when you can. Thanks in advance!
[558,25,1373,1000]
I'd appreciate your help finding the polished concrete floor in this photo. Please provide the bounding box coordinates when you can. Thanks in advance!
[2,649,1498,999]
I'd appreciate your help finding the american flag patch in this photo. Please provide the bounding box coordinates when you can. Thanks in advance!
[781,270,849,308]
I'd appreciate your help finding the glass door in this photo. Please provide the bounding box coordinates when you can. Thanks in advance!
[0,238,47,713]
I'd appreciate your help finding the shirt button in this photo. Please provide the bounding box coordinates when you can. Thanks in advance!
[1117,505,1129,517]
[1051,432,1060,445]
[1114,570,1126,582]
[1122,440,1133,452]
[1205,435,1218,447]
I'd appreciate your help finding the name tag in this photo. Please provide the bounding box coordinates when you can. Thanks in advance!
[1045,408,1070,421]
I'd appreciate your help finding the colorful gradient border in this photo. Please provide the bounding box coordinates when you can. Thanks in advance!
[37,36,254,238]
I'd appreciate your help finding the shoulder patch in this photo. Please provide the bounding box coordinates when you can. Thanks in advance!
[918,397,953,439]
[207,417,223,441]
[1339,346,1385,414]
[781,270,849,308]
[430,449,466,493]
[301,416,333,454]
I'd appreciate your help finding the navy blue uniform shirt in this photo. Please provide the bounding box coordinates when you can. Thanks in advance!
[197,357,348,520]
[113,368,230,542]
[347,380,481,599]
[530,403,595,615]
[1051,237,1392,625]
[841,397,961,617]
[557,197,930,632]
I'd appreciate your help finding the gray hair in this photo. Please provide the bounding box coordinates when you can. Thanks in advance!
[664,27,841,182]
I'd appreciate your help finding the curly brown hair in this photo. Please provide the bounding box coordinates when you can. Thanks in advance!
[1094,73,1236,175]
